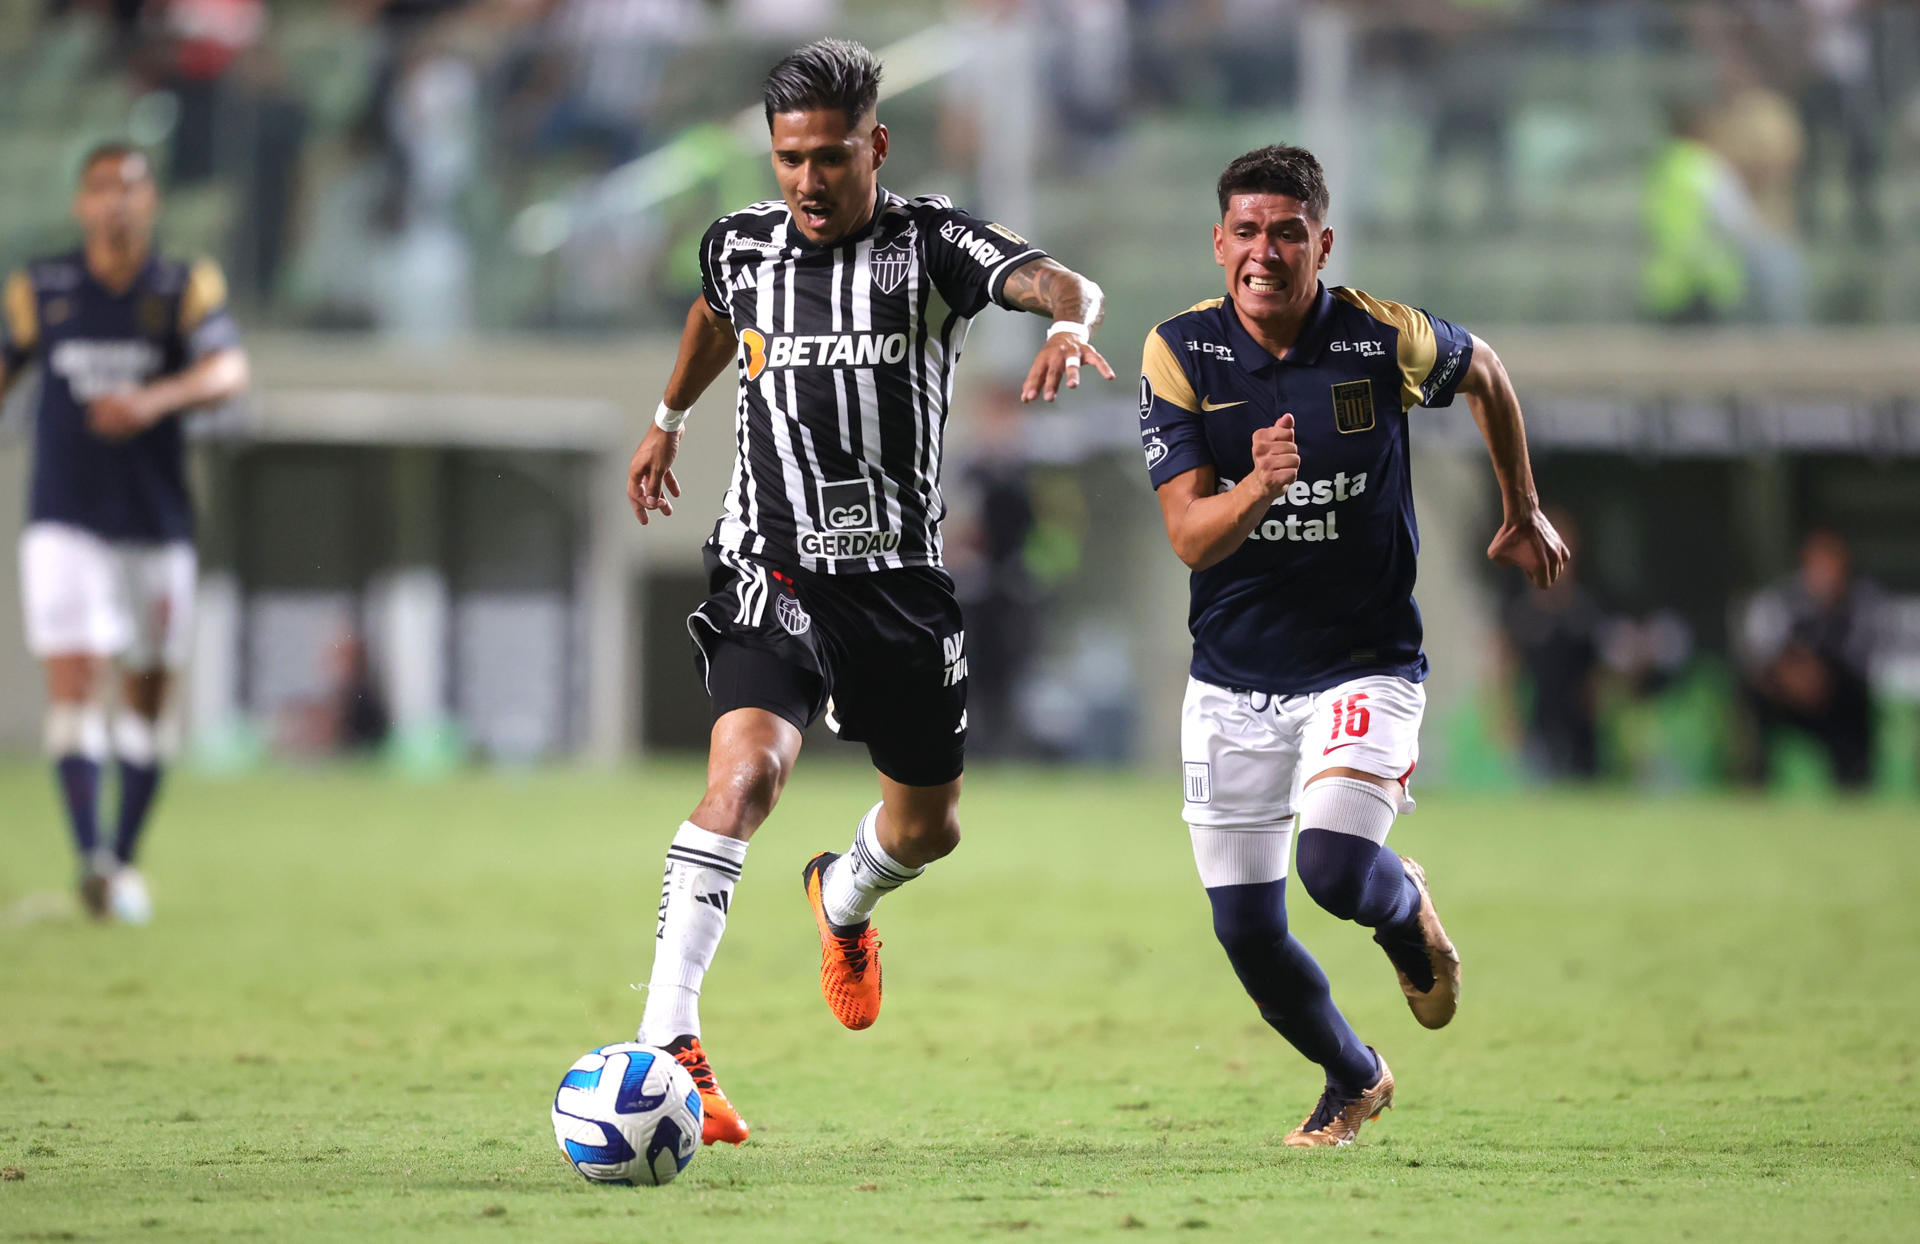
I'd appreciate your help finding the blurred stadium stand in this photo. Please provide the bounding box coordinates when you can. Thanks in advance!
[1,0,1917,792]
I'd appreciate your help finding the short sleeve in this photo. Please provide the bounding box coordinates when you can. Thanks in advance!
[2,269,36,371]
[179,258,241,358]
[1329,287,1474,411]
[919,203,1046,317]
[1140,326,1213,489]
[1417,312,1473,408]
[697,218,734,319]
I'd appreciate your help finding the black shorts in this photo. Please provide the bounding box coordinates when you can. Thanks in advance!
[687,545,968,787]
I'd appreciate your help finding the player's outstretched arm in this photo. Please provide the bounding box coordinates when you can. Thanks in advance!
[1156,414,1299,571]
[628,297,738,527]
[87,347,249,442]
[999,257,1116,403]
[1457,334,1569,589]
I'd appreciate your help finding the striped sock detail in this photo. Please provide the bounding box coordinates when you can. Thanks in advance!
[851,829,916,891]
[639,822,748,1044]
[822,804,924,926]
[666,844,744,882]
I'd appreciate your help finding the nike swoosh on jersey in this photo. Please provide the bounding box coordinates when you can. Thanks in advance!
[1322,740,1365,755]
[1200,397,1247,411]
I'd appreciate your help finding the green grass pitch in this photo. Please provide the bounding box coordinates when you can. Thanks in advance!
[1,761,1915,1241]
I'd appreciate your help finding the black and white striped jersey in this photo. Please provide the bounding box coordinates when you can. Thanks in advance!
[696,187,1046,574]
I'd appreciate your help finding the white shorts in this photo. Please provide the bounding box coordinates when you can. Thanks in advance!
[19,522,196,669]
[1180,674,1423,828]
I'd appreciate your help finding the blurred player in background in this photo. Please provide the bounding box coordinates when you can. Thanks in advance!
[1138,145,1567,1147]
[0,144,250,922]
[623,39,1112,1146]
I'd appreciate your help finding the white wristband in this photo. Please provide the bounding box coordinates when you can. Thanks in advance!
[654,402,688,432]
[1047,320,1090,343]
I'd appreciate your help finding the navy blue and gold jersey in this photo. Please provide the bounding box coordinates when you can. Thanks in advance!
[2,251,240,541]
[1139,284,1473,696]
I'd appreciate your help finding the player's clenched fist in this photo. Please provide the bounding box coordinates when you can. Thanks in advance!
[1249,413,1299,501]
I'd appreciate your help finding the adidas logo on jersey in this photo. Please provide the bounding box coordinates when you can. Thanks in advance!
[740,328,910,381]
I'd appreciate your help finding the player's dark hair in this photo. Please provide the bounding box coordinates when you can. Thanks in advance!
[763,38,883,128]
[77,140,152,182]
[1216,145,1329,222]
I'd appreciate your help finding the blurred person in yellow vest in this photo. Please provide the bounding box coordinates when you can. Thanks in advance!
[1641,98,1752,324]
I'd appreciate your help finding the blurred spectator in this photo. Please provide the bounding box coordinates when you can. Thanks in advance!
[1703,56,1808,321]
[364,11,485,340]
[277,632,392,756]
[1641,96,1754,324]
[948,391,1042,758]
[1793,0,1884,239]
[1501,507,1603,779]
[144,0,309,303]
[501,0,706,170]
[1042,0,1130,165]
[1737,530,1884,790]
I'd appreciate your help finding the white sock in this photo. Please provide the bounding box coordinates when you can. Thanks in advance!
[821,802,924,929]
[637,822,747,1046]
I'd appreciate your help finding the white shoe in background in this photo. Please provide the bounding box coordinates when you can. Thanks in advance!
[109,868,152,925]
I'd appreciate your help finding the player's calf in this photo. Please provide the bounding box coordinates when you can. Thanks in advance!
[1295,776,1459,1028]
[45,700,111,918]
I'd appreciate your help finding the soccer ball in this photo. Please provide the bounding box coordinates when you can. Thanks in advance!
[551,1043,702,1186]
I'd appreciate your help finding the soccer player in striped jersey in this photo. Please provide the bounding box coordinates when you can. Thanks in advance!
[1,143,249,922]
[1140,145,1568,1146]
[622,39,1113,1145]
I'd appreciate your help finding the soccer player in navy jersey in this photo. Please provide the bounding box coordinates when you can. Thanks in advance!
[1138,145,1568,1146]
[1,144,250,922]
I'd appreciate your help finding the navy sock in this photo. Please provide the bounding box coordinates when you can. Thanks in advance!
[113,760,163,865]
[1295,829,1420,931]
[1297,829,1435,992]
[1206,879,1378,1095]
[54,756,103,861]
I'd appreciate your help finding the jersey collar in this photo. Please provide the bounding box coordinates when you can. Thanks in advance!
[79,247,158,300]
[1220,282,1336,372]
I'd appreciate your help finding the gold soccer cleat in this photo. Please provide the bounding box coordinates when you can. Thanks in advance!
[1283,1050,1394,1148]
[1381,856,1460,1029]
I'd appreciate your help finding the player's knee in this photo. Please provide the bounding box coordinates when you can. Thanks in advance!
[113,712,169,767]
[1295,777,1397,917]
[700,746,793,836]
[892,806,961,862]
[44,702,109,761]
[1206,879,1289,958]
[1294,830,1371,921]
[45,655,101,704]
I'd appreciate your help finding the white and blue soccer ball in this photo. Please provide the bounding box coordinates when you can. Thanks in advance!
[551,1043,702,1186]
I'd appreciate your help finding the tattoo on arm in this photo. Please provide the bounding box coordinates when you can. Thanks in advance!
[1001,258,1104,329]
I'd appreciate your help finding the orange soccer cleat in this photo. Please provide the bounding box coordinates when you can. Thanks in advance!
[801,852,883,1030]
[663,1035,749,1146]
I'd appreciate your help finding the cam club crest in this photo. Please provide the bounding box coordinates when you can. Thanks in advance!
[1331,379,1376,434]
[869,227,916,295]
[776,593,812,636]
